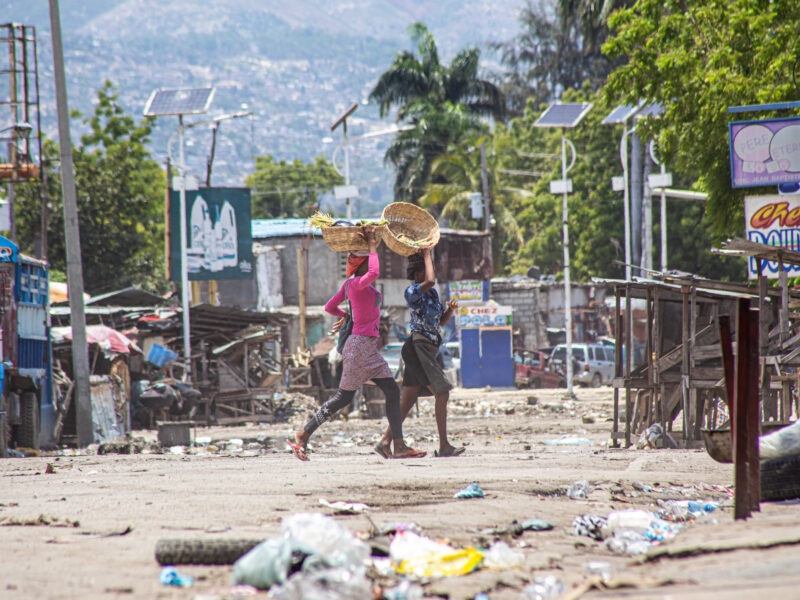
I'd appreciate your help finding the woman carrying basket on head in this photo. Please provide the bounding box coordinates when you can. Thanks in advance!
[287,225,425,461]
[375,245,465,458]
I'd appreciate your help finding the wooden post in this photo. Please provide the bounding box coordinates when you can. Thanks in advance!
[758,261,774,420]
[734,297,760,519]
[624,284,632,448]
[297,247,307,352]
[612,288,622,448]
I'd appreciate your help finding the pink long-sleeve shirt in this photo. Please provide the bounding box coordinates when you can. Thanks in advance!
[324,252,382,337]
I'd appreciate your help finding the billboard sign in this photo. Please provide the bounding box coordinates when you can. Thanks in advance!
[169,187,253,281]
[456,303,513,328]
[729,116,800,188]
[447,279,488,304]
[743,194,800,278]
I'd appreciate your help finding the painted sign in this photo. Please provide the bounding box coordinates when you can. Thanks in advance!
[457,303,513,328]
[447,279,489,304]
[729,117,800,188]
[743,194,800,278]
[169,187,253,281]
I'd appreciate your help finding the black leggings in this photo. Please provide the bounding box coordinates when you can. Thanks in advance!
[304,377,403,439]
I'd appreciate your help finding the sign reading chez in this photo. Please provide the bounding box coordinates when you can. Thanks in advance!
[457,303,513,328]
[744,194,800,278]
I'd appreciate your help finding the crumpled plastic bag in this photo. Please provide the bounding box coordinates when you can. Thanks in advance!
[636,423,678,449]
[760,421,800,460]
[389,530,483,578]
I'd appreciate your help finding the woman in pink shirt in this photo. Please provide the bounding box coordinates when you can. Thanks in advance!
[287,226,425,461]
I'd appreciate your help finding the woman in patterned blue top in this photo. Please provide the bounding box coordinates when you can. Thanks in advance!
[375,246,466,458]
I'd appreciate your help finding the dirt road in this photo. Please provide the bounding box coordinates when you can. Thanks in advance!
[2,386,799,599]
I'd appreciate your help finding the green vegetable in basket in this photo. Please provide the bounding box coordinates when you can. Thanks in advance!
[309,211,336,229]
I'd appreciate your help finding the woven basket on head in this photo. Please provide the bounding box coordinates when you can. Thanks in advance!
[381,202,440,257]
[321,222,387,253]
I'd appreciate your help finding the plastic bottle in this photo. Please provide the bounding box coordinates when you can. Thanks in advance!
[383,580,424,600]
[522,575,564,600]
[482,540,524,569]
[606,509,654,534]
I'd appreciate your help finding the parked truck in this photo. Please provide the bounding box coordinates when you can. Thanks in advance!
[0,235,53,456]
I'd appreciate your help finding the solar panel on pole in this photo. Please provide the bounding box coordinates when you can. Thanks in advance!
[601,104,641,125]
[144,86,216,385]
[144,88,216,117]
[534,103,593,128]
[635,103,663,120]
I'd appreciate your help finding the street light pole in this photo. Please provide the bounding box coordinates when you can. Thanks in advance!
[560,129,574,397]
[330,103,359,220]
[620,123,635,281]
[177,115,192,383]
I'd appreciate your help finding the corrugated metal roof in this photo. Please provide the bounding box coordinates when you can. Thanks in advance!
[250,218,491,239]
[251,219,320,238]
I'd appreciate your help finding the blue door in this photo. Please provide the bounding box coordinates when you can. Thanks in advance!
[460,327,514,388]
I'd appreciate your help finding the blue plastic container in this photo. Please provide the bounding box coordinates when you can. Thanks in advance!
[147,344,179,367]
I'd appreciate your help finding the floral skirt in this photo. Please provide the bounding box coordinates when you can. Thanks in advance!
[339,335,392,390]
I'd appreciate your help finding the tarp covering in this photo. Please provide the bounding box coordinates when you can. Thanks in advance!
[51,324,141,354]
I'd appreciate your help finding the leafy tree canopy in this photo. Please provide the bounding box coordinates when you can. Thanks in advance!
[602,0,800,238]
[370,22,504,202]
[13,81,167,295]
[246,155,343,219]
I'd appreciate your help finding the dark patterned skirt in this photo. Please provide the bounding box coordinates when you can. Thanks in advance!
[340,335,392,390]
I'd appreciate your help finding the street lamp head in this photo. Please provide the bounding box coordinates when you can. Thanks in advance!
[330,102,359,132]
[0,122,33,138]
[12,122,33,139]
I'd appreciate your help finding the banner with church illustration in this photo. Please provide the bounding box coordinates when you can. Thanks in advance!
[743,194,800,279]
[169,187,253,281]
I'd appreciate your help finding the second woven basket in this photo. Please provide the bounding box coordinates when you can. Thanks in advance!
[381,202,440,257]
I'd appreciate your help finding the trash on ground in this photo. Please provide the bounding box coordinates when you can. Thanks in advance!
[159,566,194,588]
[541,435,593,446]
[318,498,370,514]
[636,423,678,449]
[522,575,564,599]
[389,530,483,578]
[382,580,425,600]
[584,560,612,582]
[454,482,484,499]
[482,540,525,569]
[566,480,592,499]
[232,512,369,590]
[573,514,608,541]
[760,420,800,461]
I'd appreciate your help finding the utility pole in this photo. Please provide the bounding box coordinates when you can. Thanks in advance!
[49,0,92,446]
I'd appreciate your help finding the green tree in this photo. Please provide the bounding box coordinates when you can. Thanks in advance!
[369,22,505,202]
[419,133,527,273]
[602,0,799,241]
[246,155,343,219]
[491,0,626,117]
[13,81,167,294]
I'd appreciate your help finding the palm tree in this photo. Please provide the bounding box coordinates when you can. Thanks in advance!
[369,22,504,202]
[419,135,528,273]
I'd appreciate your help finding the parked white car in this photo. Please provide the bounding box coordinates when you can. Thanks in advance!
[549,342,615,387]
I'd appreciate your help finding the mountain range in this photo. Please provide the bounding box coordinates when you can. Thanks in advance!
[3,0,527,212]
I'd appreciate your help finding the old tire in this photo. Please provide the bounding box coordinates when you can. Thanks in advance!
[18,391,39,450]
[591,373,602,388]
[761,454,800,502]
[155,538,264,566]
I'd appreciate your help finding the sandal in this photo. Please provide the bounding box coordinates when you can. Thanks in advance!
[374,444,390,460]
[286,438,309,462]
[434,446,466,458]
[392,448,427,459]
